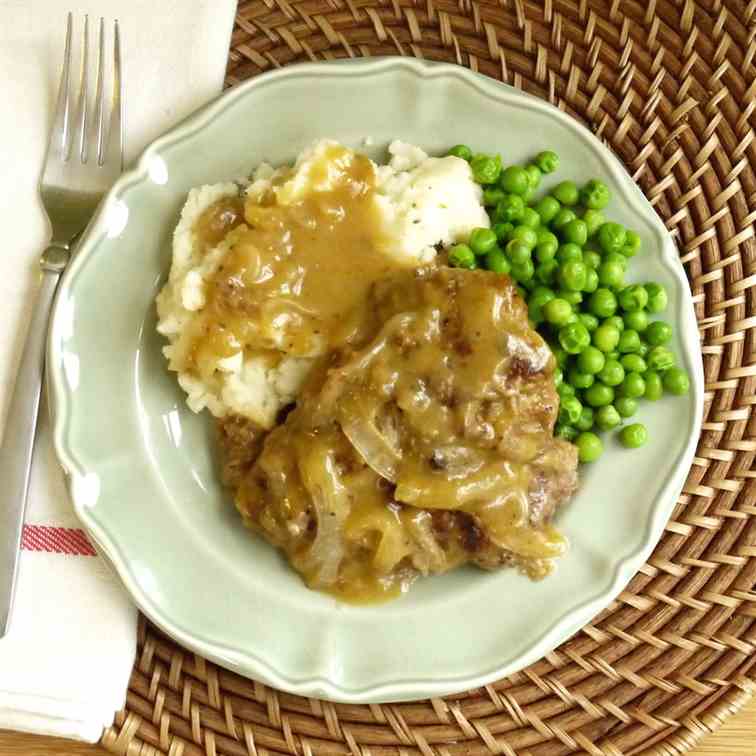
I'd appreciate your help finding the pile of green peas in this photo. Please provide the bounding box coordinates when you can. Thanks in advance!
[445,145,691,464]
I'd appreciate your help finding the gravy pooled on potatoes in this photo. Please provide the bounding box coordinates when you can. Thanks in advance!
[181,146,401,380]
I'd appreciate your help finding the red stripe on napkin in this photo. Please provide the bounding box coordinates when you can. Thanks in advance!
[21,525,96,556]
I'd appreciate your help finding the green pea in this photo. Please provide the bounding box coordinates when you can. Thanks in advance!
[593,324,620,353]
[583,268,599,293]
[604,315,625,332]
[597,359,625,386]
[553,366,563,386]
[645,320,672,346]
[551,207,577,230]
[511,258,535,282]
[595,404,621,431]
[606,350,620,361]
[614,397,638,418]
[576,432,603,462]
[493,222,514,242]
[499,165,530,195]
[520,208,541,229]
[598,222,627,254]
[555,424,578,441]
[558,322,590,354]
[447,144,473,161]
[645,282,668,313]
[583,250,602,269]
[644,370,663,400]
[618,284,649,312]
[663,367,690,395]
[525,163,542,188]
[620,372,646,398]
[568,368,595,389]
[597,261,624,289]
[557,243,583,264]
[511,225,539,250]
[536,260,559,285]
[579,179,611,210]
[582,209,606,237]
[560,290,583,306]
[536,228,557,245]
[559,260,588,292]
[534,150,559,174]
[603,251,629,270]
[622,230,641,257]
[561,219,588,246]
[577,346,606,375]
[485,247,510,275]
[553,181,579,206]
[623,309,649,332]
[575,407,595,432]
[617,329,641,353]
[585,383,615,407]
[621,354,647,373]
[557,381,575,398]
[527,288,555,323]
[506,240,532,265]
[516,285,528,299]
[558,396,583,425]
[448,244,476,269]
[578,313,599,332]
[531,285,554,298]
[535,196,561,224]
[483,188,506,207]
[551,345,568,367]
[535,241,558,264]
[469,227,497,255]
[471,153,502,184]
[647,346,676,372]
[637,341,648,358]
[494,194,525,223]
[589,288,618,318]
[619,423,648,448]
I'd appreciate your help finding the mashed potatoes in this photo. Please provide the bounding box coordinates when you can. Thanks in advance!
[156,139,488,428]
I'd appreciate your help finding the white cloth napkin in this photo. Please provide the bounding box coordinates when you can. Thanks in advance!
[0,0,237,742]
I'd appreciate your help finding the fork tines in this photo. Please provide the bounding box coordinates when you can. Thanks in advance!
[51,12,123,169]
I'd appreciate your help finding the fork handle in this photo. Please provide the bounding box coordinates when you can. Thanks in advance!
[0,248,68,637]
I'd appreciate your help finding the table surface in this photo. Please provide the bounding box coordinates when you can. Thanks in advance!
[2,697,755,755]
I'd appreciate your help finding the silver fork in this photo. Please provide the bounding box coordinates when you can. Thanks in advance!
[0,13,124,636]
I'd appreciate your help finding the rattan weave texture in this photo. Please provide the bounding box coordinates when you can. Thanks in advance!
[101,1,755,754]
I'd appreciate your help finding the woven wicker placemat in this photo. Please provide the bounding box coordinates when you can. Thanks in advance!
[101,2,755,754]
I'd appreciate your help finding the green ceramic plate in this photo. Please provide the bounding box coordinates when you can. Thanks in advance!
[48,58,703,703]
